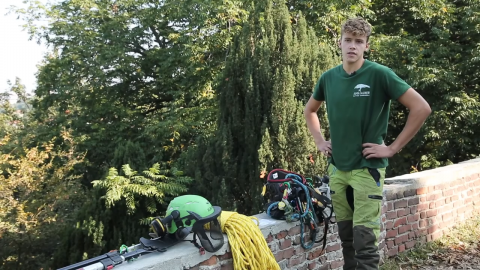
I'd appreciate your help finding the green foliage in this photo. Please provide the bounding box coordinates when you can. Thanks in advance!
[189,0,338,214]
[2,0,480,268]
[0,130,86,270]
[368,0,480,176]
[92,163,192,215]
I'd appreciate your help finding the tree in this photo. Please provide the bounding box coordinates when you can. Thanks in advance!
[189,0,338,214]
[368,0,480,176]
[0,130,86,270]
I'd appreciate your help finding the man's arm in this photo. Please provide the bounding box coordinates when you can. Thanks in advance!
[304,96,332,156]
[363,88,431,159]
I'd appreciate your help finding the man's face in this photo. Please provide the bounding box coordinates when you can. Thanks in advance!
[338,32,369,64]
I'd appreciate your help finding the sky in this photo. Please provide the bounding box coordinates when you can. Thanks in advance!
[0,0,48,99]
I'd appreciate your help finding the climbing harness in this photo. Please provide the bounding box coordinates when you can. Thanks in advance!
[262,168,334,252]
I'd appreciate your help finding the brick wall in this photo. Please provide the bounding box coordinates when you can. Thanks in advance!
[116,158,480,270]
[378,161,480,258]
[189,223,344,270]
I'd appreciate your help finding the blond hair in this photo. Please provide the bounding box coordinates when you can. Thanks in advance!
[341,17,372,41]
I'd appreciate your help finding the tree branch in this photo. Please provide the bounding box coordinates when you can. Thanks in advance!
[149,25,164,48]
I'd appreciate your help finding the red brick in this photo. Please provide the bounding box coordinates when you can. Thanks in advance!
[394,217,407,227]
[327,243,341,252]
[308,262,316,270]
[395,199,408,208]
[288,254,306,268]
[417,203,428,211]
[442,212,452,221]
[277,231,288,239]
[386,229,398,238]
[200,256,218,266]
[280,239,292,250]
[408,213,420,223]
[428,225,439,234]
[427,209,437,218]
[387,201,394,211]
[434,184,446,190]
[429,202,435,209]
[398,244,406,252]
[410,205,418,214]
[399,224,412,234]
[417,187,428,195]
[395,234,408,245]
[387,246,398,257]
[415,228,427,237]
[435,199,445,208]
[397,209,408,217]
[405,240,417,249]
[274,250,284,261]
[443,189,454,197]
[409,231,415,239]
[288,226,301,236]
[419,219,427,228]
[427,193,441,201]
[420,211,426,219]
[283,247,294,259]
[307,248,324,260]
[385,221,394,230]
[386,211,397,219]
[408,197,420,206]
[386,240,394,248]
[266,234,274,243]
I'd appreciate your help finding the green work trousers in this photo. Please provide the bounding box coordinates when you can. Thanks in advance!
[328,164,385,270]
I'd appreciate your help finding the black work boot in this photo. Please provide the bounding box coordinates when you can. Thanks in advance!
[353,225,380,270]
[337,220,356,270]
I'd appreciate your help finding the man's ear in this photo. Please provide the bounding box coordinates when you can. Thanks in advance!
[338,38,342,48]
[365,42,370,50]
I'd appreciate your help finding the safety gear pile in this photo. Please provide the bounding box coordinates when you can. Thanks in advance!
[262,168,334,251]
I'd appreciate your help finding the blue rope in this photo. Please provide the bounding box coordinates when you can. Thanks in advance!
[285,173,318,250]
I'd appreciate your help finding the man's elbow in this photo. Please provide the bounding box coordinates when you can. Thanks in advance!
[414,100,432,119]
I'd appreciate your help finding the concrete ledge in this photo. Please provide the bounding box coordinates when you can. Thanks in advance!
[116,214,300,270]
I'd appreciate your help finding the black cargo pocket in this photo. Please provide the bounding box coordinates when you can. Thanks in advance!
[367,168,381,187]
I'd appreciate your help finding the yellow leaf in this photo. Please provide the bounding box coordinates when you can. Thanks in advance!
[442,7,447,12]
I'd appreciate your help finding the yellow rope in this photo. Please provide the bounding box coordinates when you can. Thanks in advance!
[216,211,281,270]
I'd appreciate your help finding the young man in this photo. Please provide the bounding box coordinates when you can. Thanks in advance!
[304,17,431,270]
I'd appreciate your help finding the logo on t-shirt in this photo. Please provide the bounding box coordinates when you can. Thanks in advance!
[353,84,371,97]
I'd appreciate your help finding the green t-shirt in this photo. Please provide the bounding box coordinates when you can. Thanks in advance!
[313,59,411,171]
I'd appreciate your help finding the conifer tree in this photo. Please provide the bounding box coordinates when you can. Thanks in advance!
[192,0,338,214]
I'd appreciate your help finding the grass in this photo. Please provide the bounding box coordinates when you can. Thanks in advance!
[380,213,480,270]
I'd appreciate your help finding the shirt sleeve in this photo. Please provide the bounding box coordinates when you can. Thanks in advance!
[383,67,411,100]
[312,75,325,101]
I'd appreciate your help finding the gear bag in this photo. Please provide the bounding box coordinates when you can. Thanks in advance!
[262,168,334,251]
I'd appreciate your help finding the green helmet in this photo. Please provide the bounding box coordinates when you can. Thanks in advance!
[150,194,224,253]
[165,194,217,234]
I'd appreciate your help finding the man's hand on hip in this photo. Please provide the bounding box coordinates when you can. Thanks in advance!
[317,140,332,157]
[362,142,395,159]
